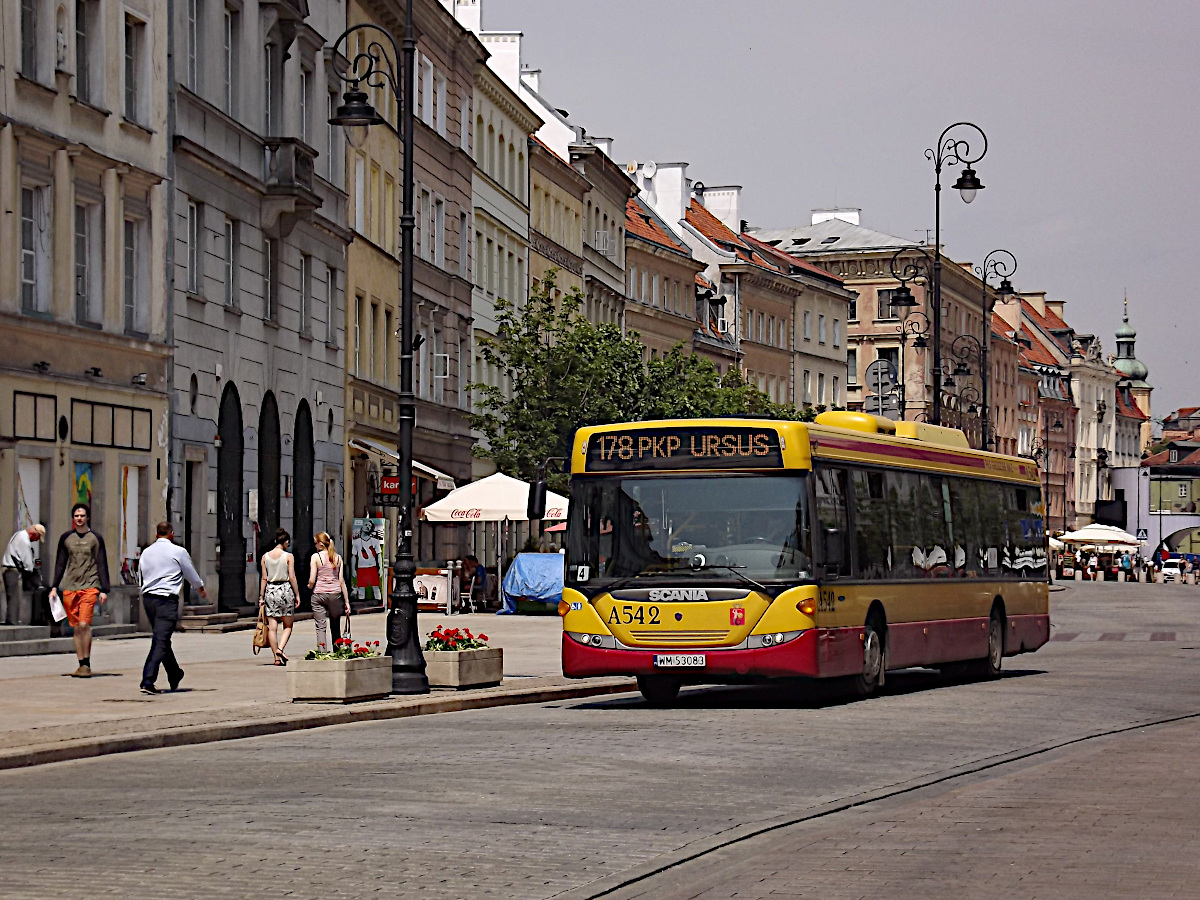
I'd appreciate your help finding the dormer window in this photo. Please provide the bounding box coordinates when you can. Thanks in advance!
[1170,449,1179,463]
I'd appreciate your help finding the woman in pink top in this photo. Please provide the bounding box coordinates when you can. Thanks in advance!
[308,532,351,651]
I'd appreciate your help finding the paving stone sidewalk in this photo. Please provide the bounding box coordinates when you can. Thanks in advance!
[0,611,633,767]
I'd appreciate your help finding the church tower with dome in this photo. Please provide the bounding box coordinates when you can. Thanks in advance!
[1113,297,1153,450]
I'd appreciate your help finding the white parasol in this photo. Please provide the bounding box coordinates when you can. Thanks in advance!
[1059,524,1141,547]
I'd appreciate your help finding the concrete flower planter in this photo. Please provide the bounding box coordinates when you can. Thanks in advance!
[425,647,503,689]
[287,656,391,703]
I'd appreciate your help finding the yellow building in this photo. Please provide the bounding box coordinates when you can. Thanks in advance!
[342,0,481,565]
[529,138,588,300]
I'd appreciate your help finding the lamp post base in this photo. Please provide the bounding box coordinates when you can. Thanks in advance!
[386,584,429,695]
[391,669,430,694]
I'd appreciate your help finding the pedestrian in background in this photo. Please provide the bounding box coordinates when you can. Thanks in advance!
[2,523,45,625]
[48,504,110,677]
[259,528,299,665]
[308,532,350,651]
[137,522,206,694]
[1087,552,1099,581]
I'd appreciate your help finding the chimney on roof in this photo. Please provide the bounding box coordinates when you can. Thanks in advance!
[637,161,689,237]
[1045,298,1066,320]
[699,185,743,235]
[811,208,860,226]
[1020,291,1047,316]
[590,136,614,157]
[452,0,481,32]
[521,66,541,93]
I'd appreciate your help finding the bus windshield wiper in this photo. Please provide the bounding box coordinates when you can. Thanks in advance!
[596,569,678,592]
[681,563,769,593]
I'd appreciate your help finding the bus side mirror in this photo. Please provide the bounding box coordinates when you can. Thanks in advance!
[528,479,547,521]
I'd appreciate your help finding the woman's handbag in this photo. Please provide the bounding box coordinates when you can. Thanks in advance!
[252,606,270,654]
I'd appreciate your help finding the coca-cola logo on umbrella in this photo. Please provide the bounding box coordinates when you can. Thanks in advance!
[450,508,483,519]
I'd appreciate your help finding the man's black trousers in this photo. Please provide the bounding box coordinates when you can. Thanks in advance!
[141,593,182,689]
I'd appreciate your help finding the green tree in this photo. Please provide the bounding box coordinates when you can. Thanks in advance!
[470,270,809,489]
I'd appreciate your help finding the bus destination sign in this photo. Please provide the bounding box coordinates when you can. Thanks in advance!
[585,426,784,471]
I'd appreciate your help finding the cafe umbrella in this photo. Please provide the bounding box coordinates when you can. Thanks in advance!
[422,473,568,607]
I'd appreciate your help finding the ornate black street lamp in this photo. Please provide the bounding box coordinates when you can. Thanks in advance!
[926,123,987,426]
[329,6,429,694]
[888,248,933,420]
[973,250,1017,449]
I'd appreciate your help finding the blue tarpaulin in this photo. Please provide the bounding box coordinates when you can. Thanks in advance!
[500,553,564,611]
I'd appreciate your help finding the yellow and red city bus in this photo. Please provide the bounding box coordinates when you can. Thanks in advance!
[559,411,1049,704]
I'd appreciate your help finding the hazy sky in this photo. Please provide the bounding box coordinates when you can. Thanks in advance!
[488,0,1196,422]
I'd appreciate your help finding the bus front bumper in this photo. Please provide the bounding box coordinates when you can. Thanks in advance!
[562,629,820,679]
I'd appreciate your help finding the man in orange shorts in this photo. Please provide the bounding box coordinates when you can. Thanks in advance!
[48,504,110,677]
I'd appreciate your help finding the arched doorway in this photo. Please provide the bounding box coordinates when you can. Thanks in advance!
[217,382,245,612]
[293,399,315,610]
[258,391,281,555]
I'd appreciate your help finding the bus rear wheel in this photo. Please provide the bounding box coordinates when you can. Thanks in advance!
[637,675,682,706]
[944,608,1004,682]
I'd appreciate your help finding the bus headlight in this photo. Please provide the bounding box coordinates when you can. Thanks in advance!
[749,630,804,649]
[567,631,615,649]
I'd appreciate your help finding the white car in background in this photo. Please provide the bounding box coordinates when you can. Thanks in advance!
[1161,559,1184,584]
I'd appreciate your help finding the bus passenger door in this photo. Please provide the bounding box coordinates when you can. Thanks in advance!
[814,466,851,581]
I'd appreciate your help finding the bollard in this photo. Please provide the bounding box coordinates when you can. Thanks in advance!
[1075,569,1084,582]
[1118,570,1126,583]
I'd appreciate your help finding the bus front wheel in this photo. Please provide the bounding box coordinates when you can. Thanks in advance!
[637,675,682,706]
[850,614,887,697]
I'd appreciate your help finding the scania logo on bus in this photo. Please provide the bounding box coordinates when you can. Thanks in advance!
[450,508,482,520]
[647,588,709,602]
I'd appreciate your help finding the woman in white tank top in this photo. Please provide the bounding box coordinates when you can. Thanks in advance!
[259,528,299,665]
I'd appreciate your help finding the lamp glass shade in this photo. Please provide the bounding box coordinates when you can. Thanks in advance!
[953,166,984,204]
[330,87,383,150]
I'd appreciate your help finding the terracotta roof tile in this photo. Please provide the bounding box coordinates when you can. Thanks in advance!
[1020,300,1072,355]
[741,233,844,285]
[625,197,687,254]
[1117,392,1149,421]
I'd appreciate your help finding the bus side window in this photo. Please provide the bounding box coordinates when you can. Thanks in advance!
[949,477,984,577]
[852,469,891,580]
[814,466,851,577]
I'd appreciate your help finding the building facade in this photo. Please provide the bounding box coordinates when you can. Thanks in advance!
[169,0,350,612]
[633,166,852,408]
[467,53,540,484]
[2,0,171,624]
[755,212,996,441]
[570,139,634,326]
[622,196,719,367]
[343,0,481,568]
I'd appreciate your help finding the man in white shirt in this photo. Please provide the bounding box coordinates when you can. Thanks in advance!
[138,522,205,695]
[2,524,45,626]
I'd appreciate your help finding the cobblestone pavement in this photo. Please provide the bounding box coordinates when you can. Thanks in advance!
[608,716,1200,900]
[1,582,1198,899]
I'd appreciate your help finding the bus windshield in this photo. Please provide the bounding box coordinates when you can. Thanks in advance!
[566,474,811,587]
